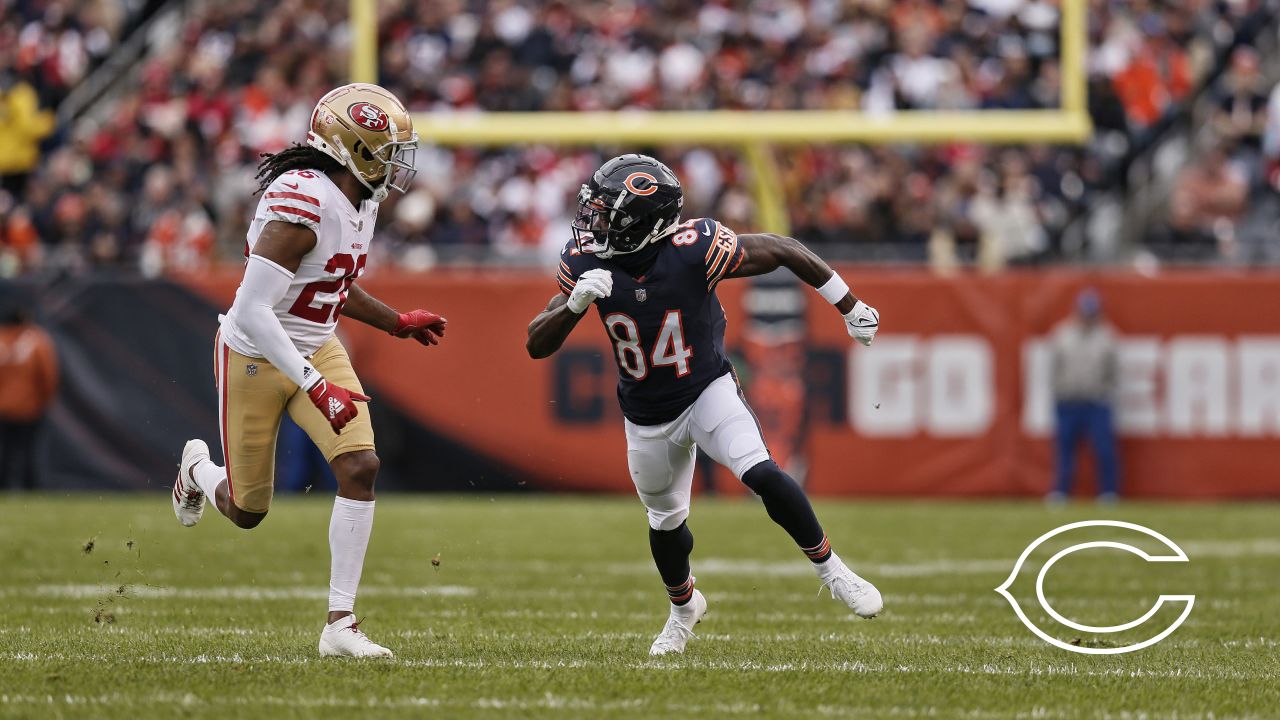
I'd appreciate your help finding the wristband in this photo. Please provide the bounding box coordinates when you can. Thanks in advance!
[817,274,850,305]
[301,368,322,392]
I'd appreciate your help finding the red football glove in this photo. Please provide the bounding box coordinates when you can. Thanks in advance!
[391,309,447,346]
[307,378,370,434]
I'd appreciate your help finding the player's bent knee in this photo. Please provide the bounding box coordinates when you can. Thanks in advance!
[229,507,268,530]
[727,438,772,480]
[332,450,379,494]
[645,504,690,532]
[638,486,691,531]
[708,415,771,479]
[740,459,785,494]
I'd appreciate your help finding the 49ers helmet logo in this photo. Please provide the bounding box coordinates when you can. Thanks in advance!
[623,171,659,196]
[347,102,389,131]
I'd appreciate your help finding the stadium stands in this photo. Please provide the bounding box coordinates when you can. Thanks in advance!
[0,0,1274,275]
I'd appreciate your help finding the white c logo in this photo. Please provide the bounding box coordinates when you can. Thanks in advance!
[995,520,1195,655]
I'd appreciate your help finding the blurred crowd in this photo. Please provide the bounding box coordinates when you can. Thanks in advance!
[0,0,1272,276]
[1,0,138,108]
[1151,42,1280,263]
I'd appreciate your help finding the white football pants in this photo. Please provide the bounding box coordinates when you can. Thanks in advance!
[624,372,771,531]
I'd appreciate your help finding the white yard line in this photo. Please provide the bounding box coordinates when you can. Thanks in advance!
[0,626,1058,649]
[10,536,1272,604]
[0,651,1270,681]
[513,557,1014,578]
[1180,538,1280,557]
[8,584,474,600]
[507,537,1280,582]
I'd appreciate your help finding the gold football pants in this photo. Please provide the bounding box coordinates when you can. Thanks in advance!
[214,332,374,513]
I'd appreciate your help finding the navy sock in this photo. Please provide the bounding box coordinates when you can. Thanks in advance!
[649,521,695,605]
[741,460,832,563]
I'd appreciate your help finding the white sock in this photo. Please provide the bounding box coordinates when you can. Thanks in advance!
[815,551,845,579]
[191,458,227,498]
[328,496,375,615]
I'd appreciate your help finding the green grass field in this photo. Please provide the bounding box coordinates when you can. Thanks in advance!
[1,495,1277,719]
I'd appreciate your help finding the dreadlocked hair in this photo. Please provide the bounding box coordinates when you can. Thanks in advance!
[254,144,343,194]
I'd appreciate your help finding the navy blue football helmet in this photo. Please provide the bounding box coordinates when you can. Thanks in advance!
[572,154,683,258]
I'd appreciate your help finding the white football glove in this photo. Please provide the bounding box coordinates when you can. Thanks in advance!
[566,268,613,314]
[844,300,879,346]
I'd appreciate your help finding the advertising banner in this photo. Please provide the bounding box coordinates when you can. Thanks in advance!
[180,268,1280,498]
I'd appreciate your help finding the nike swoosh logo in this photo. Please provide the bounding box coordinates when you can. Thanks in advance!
[701,220,712,236]
[283,182,300,190]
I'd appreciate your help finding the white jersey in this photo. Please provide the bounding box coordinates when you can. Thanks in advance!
[222,169,379,358]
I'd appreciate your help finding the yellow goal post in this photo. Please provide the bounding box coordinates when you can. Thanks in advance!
[349,0,1091,235]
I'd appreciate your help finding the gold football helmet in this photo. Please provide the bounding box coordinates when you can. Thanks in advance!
[306,83,418,202]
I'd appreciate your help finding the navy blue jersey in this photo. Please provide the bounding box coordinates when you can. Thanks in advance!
[557,218,746,425]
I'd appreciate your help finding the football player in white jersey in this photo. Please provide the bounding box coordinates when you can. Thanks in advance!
[170,83,446,658]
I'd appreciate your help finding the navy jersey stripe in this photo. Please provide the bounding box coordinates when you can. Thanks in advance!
[702,221,723,263]
[706,240,739,289]
[707,244,732,283]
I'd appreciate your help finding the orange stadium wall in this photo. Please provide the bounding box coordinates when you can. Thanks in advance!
[178,268,1280,499]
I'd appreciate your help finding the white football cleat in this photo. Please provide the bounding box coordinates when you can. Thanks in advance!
[820,560,884,618]
[172,439,209,527]
[319,615,394,658]
[649,589,707,656]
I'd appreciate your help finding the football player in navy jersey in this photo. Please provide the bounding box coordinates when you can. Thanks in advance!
[527,154,883,656]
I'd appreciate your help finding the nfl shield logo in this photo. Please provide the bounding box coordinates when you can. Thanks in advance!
[245,364,258,377]
[635,288,647,303]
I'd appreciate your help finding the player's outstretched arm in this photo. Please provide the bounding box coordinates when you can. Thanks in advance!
[343,284,447,346]
[342,284,400,332]
[728,233,880,346]
[729,233,856,311]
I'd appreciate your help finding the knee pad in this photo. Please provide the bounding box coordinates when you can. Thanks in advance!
[720,418,771,479]
[640,490,691,531]
[647,505,690,532]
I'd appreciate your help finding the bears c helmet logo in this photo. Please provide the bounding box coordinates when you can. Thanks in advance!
[623,171,659,196]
